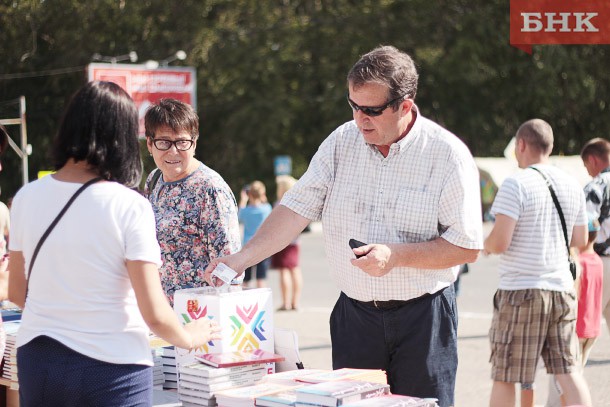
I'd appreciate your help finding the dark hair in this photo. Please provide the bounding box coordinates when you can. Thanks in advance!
[52,81,142,188]
[580,137,610,160]
[347,45,419,107]
[144,98,199,141]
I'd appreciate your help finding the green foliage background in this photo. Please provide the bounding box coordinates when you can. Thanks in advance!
[1,0,609,202]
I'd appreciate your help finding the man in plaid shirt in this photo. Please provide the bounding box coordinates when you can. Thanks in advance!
[206,46,483,407]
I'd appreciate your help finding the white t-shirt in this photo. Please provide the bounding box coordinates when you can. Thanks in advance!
[0,201,9,256]
[9,176,161,365]
[491,164,586,291]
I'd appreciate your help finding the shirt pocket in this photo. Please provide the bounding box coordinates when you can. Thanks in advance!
[393,188,439,243]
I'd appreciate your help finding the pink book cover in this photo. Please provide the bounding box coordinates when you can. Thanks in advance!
[195,349,285,368]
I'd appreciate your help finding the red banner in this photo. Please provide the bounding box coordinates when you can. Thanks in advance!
[88,64,197,137]
[510,0,610,53]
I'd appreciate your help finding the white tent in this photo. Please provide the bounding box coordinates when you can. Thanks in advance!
[474,155,591,188]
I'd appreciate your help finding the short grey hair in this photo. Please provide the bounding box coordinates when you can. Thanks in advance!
[347,45,419,101]
[516,119,554,155]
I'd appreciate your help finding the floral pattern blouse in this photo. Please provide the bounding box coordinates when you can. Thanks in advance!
[146,163,241,305]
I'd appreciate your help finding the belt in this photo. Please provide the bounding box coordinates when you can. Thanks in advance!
[354,293,431,310]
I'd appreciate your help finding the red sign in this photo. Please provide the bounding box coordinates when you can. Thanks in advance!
[88,63,197,136]
[510,0,610,53]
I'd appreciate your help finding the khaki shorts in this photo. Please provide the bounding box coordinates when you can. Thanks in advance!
[489,289,579,383]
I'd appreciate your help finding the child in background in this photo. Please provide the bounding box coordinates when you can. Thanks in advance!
[238,180,272,288]
[576,214,604,365]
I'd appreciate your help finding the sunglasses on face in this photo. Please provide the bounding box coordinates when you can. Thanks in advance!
[151,138,194,151]
[346,94,406,117]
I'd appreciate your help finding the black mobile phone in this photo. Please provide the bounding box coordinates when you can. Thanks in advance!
[349,239,367,258]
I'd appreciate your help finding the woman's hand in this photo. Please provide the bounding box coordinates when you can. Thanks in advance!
[184,318,222,350]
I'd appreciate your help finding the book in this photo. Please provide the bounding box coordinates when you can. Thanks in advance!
[179,386,214,399]
[181,361,265,378]
[179,394,217,406]
[264,369,327,385]
[215,382,298,407]
[255,386,303,407]
[180,374,263,392]
[295,380,390,407]
[195,349,285,368]
[341,395,439,407]
[295,369,387,385]
[180,365,267,384]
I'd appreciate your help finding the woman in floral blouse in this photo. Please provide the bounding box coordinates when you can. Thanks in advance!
[144,99,241,305]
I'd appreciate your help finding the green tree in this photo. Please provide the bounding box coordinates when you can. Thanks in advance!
[1,0,610,202]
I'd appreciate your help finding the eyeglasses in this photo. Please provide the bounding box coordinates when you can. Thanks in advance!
[346,94,406,117]
[152,138,194,151]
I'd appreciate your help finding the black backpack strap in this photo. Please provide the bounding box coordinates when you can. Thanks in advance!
[147,169,162,198]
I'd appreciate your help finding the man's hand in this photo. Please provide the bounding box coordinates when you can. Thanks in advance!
[203,254,247,287]
[350,243,395,277]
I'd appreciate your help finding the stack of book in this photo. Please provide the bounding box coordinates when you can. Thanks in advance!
[178,362,267,406]
[255,385,302,407]
[263,369,327,386]
[294,380,390,407]
[152,348,165,388]
[342,395,438,407]
[148,334,174,389]
[0,320,20,390]
[177,349,286,406]
[162,346,178,390]
[294,369,388,386]
[195,349,285,369]
[215,381,298,407]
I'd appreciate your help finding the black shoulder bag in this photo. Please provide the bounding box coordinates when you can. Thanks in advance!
[530,167,577,280]
[25,177,103,299]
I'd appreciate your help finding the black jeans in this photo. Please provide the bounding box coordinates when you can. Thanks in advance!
[330,286,458,407]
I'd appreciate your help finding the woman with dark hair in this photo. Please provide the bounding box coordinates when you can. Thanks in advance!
[7,81,221,406]
[144,98,241,305]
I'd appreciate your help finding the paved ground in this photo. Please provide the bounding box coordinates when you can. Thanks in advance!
[266,223,610,407]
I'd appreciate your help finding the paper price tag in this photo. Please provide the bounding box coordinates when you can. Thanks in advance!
[211,263,238,286]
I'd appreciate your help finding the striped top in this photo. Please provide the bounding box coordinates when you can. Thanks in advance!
[584,168,610,253]
[281,108,483,301]
[491,164,586,291]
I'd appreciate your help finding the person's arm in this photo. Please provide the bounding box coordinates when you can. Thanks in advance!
[7,250,26,308]
[484,214,517,254]
[0,254,9,300]
[351,238,479,277]
[570,224,587,249]
[238,189,248,209]
[204,205,309,284]
[127,260,221,350]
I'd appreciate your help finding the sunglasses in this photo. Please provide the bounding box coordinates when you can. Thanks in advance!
[346,94,406,117]
[152,138,194,151]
